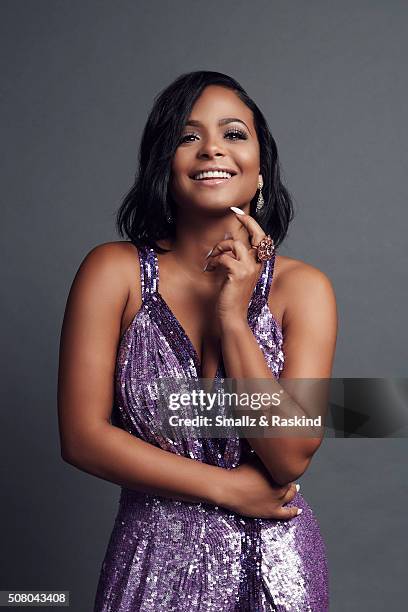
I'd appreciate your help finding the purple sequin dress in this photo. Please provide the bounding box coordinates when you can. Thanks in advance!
[93,245,329,611]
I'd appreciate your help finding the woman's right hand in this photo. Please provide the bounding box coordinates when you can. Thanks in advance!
[220,454,301,520]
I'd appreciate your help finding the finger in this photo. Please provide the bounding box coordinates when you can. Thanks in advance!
[273,482,293,501]
[206,239,238,260]
[204,249,242,274]
[205,239,243,272]
[273,505,303,520]
[281,483,299,504]
[205,239,258,274]
[230,208,267,248]
[208,239,255,265]
[233,239,259,267]
[203,240,236,272]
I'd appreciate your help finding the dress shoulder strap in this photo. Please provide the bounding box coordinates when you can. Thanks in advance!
[253,251,276,302]
[261,251,276,301]
[247,251,277,324]
[137,245,158,301]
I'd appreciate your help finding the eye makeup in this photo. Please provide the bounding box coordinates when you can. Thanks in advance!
[179,128,248,144]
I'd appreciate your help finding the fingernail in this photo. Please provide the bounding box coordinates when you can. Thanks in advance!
[203,262,209,272]
[296,508,303,515]
[295,483,300,492]
[230,206,245,215]
[204,247,214,259]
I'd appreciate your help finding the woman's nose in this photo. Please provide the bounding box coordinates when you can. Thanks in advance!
[197,135,226,158]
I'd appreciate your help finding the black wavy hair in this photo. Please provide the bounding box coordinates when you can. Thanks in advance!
[117,70,295,253]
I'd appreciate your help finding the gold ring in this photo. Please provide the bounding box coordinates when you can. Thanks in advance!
[251,235,275,262]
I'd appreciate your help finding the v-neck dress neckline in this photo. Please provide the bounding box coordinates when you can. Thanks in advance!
[150,245,273,381]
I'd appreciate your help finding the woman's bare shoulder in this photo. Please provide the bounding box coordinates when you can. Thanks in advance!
[273,254,337,328]
[77,240,140,278]
[68,241,141,308]
[82,239,139,262]
[274,253,334,290]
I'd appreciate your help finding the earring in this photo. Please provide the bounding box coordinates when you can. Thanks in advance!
[256,176,264,212]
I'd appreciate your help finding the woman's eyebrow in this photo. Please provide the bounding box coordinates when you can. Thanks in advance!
[185,117,251,134]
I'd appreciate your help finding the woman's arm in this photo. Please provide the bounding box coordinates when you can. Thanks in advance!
[219,262,338,486]
[57,242,228,505]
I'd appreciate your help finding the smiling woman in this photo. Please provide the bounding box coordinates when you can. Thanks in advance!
[58,70,337,611]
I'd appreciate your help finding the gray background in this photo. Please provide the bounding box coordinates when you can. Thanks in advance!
[1,0,407,610]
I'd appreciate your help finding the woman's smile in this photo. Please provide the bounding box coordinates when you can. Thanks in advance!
[189,166,239,188]
[190,174,238,187]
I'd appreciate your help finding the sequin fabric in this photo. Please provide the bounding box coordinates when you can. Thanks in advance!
[93,245,329,611]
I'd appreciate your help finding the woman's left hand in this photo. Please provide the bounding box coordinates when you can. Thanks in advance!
[204,211,270,325]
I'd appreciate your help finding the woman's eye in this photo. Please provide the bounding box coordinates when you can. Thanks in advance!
[179,133,198,143]
[179,128,248,145]
[225,129,248,140]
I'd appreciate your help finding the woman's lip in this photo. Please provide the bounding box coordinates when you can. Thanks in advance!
[190,176,236,186]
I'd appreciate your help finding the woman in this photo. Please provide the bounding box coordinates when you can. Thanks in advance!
[58,71,337,611]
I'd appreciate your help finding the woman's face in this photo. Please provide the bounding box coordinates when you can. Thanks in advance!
[169,85,261,215]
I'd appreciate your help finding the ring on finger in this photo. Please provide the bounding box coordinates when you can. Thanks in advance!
[250,234,275,262]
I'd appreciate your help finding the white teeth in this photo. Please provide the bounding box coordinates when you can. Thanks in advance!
[193,170,233,180]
